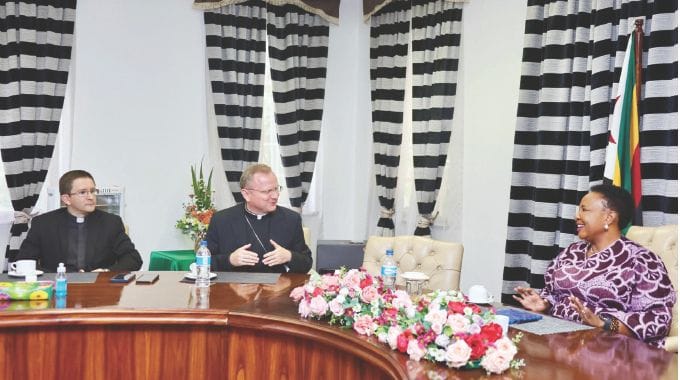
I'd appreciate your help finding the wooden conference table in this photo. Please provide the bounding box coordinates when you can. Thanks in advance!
[0,272,675,380]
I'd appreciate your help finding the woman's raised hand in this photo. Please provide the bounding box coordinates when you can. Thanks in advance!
[513,287,550,313]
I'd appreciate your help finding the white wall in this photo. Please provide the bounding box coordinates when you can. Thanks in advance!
[458,1,526,298]
[70,0,208,263]
[65,0,526,299]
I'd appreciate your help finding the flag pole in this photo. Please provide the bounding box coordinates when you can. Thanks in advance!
[632,19,644,225]
[634,19,643,116]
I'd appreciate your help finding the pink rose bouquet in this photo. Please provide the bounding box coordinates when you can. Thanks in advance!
[290,269,524,374]
[289,268,388,330]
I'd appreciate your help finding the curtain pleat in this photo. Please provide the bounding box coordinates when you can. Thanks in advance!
[370,0,410,236]
[501,0,678,304]
[267,3,328,211]
[410,0,461,236]
[0,1,76,263]
[204,0,267,202]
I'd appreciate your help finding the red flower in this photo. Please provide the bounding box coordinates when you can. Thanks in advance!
[378,307,398,324]
[468,304,482,314]
[397,331,411,353]
[359,276,373,289]
[312,287,323,297]
[382,292,396,303]
[448,301,467,314]
[480,323,502,344]
[413,323,426,336]
[465,334,488,360]
[418,330,437,345]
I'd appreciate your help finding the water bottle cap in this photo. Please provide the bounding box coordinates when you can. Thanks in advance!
[386,249,394,256]
[200,240,208,247]
[57,262,66,272]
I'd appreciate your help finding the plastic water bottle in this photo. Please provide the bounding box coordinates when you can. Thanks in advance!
[195,240,211,288]
[381,249,397,289]
[194,285,210,309]
[55,262,67,297]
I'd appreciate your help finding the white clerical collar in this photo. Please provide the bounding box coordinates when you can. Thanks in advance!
[244,205,267,220]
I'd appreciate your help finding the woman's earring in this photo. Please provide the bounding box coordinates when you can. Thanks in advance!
[604,223,609,231]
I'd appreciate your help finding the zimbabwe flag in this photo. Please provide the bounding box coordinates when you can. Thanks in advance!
[604,26,642,225]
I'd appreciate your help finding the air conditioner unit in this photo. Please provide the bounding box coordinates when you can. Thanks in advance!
[96,186,125,219]
[46,185,125,220]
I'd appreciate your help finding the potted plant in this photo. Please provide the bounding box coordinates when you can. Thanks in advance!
[176,163,215,250]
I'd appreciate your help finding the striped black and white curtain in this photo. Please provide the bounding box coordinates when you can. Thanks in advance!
[370,0,410,236]
[0,1,76,263]
[205,1,328,206]
[501,0,678,303]
[370,0,462,236]
[411,0,461,236]
[205,1,267,203]
[267,4,328,211]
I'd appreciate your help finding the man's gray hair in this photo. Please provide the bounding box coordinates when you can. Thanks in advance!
[239,164,273,189]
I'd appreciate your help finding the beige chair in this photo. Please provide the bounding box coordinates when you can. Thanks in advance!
[626,225,678,352]
[362,235,464,291]
[303,227,311,248]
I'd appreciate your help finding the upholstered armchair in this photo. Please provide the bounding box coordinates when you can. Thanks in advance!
[362,235,464,291]
[303,227,311,248]
[626,225,678,352]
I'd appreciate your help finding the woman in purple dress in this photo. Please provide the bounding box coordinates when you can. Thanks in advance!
[513,184,676,348]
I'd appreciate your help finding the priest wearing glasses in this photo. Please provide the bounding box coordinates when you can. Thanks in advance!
[206,164,312,273]
[16,170,142,272]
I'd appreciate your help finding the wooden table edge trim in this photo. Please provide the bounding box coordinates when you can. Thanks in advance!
[0,308,229,327]
[228,311,408,379]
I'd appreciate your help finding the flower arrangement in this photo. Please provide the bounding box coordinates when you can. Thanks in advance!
[175,163,215,248]
[290,268,524,374]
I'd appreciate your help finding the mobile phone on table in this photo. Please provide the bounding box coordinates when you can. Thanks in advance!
[136,273,159,284]
[110,272,136,283]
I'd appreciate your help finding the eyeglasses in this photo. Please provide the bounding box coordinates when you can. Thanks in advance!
[69,188,99,197]
[245,185,283,196]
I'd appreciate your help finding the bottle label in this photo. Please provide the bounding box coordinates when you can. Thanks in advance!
[56,278,67,295]
[381,265,397,277]
[196,256,211,266]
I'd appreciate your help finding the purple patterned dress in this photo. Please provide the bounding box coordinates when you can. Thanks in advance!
[539,237,676,348]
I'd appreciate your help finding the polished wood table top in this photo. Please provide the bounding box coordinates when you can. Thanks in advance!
[0,272,676,380]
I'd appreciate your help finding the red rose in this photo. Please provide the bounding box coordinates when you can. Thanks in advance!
[480,323,502,344]
[312,287,323,297]
[383,307,397,320]
[397,332,411,353]
[359,276,373,289]
[468,304,482,314]
[465,334,488,360]
[448,301,467,314]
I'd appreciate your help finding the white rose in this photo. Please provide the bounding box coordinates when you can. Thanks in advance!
[446,314,470,333]
[433,348,446,362]
[480,347,512,374]
[493,337,518,357]
[407,340,426,361]
[387,326,402,350]
[435,334,450,348]
[405,305,416,318]
[445,340,471,368]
